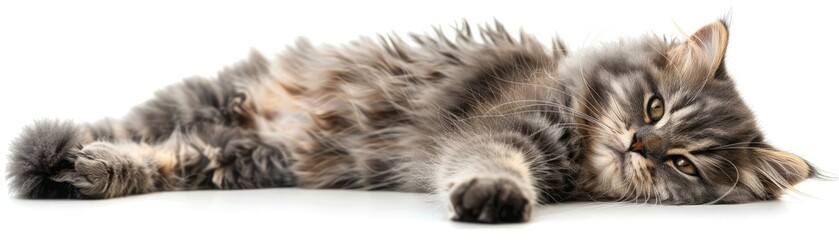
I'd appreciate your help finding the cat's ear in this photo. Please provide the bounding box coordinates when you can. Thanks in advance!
[667,20,729,79]
[742,148,812,198]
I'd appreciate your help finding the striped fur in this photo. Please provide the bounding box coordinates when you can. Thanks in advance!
[7,20,815,223]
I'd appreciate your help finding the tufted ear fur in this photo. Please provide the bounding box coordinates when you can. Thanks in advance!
[668,20,729,79]
[741,148,812,198]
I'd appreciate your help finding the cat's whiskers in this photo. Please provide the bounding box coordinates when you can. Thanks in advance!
[544,71,615,119]
[684,30,719,104]
[574,69,627,129]
[540,68,621,131]
[706,143,762,151]
[606,91,630,126]
[543,71,631,136]
[460,110,612,137]
[703,153,740,205]
[599,173,634,202]
[457,100,619,135]
[652,185,663,206]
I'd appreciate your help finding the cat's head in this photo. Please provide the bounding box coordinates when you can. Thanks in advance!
[565,21,815,204]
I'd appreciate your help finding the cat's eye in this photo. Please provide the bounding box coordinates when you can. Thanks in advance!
[647,96,665,122]
[669,156,698,176]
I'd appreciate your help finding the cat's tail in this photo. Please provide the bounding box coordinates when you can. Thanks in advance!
[6,120,85,199]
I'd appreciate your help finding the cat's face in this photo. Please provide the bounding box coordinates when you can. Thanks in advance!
[566,21,813,204]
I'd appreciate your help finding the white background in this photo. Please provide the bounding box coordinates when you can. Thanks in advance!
[1,0,837,239]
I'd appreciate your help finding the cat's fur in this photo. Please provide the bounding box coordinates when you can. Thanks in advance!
[7,20,816,223]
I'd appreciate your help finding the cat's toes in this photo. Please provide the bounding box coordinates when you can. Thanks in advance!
[51,142,149,198]
[448,177,533,223]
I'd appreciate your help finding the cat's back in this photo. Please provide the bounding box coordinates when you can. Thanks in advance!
[263,24,563,130]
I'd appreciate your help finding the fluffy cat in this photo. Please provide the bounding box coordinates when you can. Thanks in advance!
[7,20,817,223]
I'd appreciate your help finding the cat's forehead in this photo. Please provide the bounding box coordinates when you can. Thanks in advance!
[564,39,674,87]
[575,38,762,146]
[576,37,672,65]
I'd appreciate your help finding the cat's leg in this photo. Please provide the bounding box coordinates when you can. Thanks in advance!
[8,119,296,199]
[50,140,157,198]
[7,120,158,198]
[433,133,542,223]
[76,124,296,198]
[151,124,296,191]
[7,53,296,198]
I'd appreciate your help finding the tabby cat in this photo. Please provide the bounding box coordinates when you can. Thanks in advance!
[7,20,816,223]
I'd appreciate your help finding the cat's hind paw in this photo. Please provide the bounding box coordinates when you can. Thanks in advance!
[51,142,154,199]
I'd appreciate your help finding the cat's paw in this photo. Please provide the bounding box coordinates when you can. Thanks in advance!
[448,177,534,223]
[52,142,151,198]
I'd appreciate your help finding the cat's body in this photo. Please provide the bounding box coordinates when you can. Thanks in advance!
[7,21,815,223]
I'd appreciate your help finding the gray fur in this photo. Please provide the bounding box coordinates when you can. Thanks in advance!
[52,141,155,198]
[8,120,83,198]
[6,21,815,223]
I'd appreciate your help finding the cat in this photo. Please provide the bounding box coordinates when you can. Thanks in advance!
[6,20,817,223]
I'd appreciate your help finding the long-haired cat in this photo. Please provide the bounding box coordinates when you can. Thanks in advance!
[7,20,817,223]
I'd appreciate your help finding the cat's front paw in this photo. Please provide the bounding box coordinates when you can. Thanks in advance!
[448,177,534,223]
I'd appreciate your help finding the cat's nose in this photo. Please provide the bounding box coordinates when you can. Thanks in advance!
[629,133,644,154]
[628,128,666,159]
